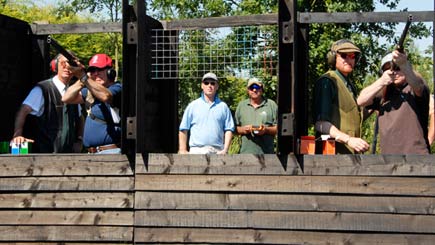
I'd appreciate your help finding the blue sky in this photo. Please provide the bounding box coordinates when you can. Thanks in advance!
[375,0,433,51]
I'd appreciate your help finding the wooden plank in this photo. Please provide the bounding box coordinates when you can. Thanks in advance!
[136,154,300,175]
[135,228,435,244]
[0,211,133,225]
[135,175,435,196]
[135,191,435,214]
[304,155,435,176]
[161,13,277,30]
[0,192,133,209]
[0,154,132,176]
[298,11,434,23]
[135,210,435,233]
[0,176,134,191]
[0,226,132,241]
[29,11,434,34]
[30,22,122,34]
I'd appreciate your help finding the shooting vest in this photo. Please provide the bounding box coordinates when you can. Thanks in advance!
[320,71,361,154]
[36,79,79,153]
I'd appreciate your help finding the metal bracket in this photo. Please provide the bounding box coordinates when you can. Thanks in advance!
[127,22,137,44]
[282,20,293,44]
[126,116,136,139]
[280,113,294,136]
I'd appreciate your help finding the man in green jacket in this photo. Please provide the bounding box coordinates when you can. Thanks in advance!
[313,39,369,154]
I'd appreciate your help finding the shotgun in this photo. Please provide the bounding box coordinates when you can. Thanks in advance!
[46,35,78,66]
[395,14,413,53]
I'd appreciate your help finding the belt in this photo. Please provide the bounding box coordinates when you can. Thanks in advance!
[88,144,120,153]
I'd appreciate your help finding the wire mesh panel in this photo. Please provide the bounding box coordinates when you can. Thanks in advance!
[151,26,278,80]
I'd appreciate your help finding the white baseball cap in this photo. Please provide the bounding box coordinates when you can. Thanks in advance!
[380,53,393,70]
[202,72,218,82]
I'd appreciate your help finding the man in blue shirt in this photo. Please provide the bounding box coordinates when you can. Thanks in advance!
[179,72,234,154]
[63,53,121,154]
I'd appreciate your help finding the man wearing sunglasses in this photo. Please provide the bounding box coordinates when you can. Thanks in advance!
[235,78,277,153]
[314,39,369,154]
[179,72,234,154]
[63,53,122,154]
[357,50,430,154]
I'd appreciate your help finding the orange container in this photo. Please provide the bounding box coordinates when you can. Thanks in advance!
[322,139,336,155]
[300,136,315,154]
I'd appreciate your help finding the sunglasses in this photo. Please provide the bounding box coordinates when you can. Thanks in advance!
[338,52,356,60]
[88,67,106,73]
[249,84,263,91]
[203,81,216,86]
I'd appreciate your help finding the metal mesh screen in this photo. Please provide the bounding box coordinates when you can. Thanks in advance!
[151,26,278,80]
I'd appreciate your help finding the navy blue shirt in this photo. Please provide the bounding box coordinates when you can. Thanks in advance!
[81,82,122,147]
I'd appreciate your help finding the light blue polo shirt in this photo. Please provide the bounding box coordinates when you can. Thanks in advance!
[179,93,235,149]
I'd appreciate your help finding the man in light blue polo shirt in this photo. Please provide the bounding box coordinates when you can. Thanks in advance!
[179,72,234,154]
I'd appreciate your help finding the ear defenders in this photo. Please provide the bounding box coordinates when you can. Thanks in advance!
[106,67,116,81]
[326,39,358,69]
[50,54,61,73]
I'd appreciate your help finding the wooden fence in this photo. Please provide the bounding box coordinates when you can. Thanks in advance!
[1,154,435,244]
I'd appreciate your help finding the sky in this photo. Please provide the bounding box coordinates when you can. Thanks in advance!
[375,0,434,52]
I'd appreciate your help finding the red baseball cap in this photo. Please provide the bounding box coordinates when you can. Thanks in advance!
[88,53,113,68]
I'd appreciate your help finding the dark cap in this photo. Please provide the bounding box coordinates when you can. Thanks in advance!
[331,39,361,53]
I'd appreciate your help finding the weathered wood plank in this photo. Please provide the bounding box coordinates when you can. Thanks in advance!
[298,11,434,23]
[30,11,434,35]
[30,22,122,34]
[0,176,134,191]
[161,13,277,30]
[135,191,435,214]
[0,154,132,177]
[0,192,133,209]
[304,155,435,176]
[136,154,300,175]
[0,226,132,241]
[135,210,435,233]
[135,175,435,196]
[0,211,133,225]
[135,228,435,244]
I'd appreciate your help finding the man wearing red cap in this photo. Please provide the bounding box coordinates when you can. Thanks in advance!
[63,53,121,154]
[11,53,83,153]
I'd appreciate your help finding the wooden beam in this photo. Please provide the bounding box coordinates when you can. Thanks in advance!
[30,11,434,35]
[31,22,122,35]
[134,191,435,215]
[136,153,301,175]
[0,226,132,241]
[298,11,434,23]
[135,175,435,196]
[135,228,435,244]
[135,210,435,233]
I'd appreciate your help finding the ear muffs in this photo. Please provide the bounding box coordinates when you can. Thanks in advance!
[50,59,57,73]
[107,68,116,81]
[50,55,61,73]
[327,49,336,69]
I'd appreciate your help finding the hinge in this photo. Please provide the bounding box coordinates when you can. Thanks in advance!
[282,20,293,44]
[127,22,137,44]
[126,116,136,139]
[280,113,294,136]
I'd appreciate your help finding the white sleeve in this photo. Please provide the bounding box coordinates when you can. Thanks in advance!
[22,86,45,117]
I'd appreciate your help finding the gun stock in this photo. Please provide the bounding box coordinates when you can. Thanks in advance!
[396,14,412,53]
[46,35,78,66]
